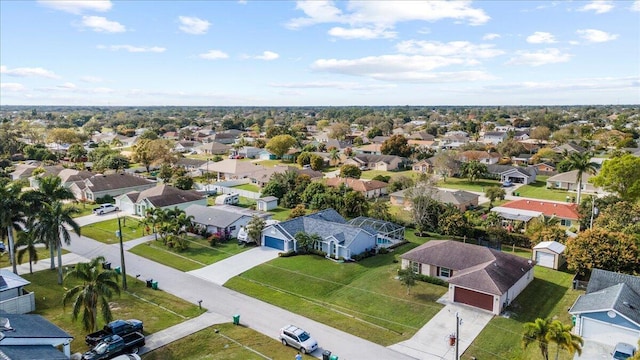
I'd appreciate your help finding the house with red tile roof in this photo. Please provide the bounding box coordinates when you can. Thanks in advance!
[492,199,580,228]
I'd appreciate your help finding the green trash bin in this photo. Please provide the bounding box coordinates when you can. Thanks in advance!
[232,314,240,325]
[115,267,121,274]
[329,355,338,360]
[152,281,158,290]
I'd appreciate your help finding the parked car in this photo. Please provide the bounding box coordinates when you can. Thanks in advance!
[93,204,119,215]
[111,355,141,360]
[612,342,636,360]
[82,332,145,360]
[502,180,513,187]
[86,319,143,346]
[279,325,318,354]
[0,242,5,253]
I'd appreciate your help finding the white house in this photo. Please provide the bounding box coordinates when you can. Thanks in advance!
[185,204,271,240]
[115,184,206,216]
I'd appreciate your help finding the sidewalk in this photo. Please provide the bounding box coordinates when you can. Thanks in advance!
[2,253,90,275]
[188,246,280,285]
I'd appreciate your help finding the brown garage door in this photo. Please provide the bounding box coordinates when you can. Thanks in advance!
[454,287,493,311]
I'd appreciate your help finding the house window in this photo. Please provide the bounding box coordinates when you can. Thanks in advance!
[555,181,561,188]
[560,219,571,227]
[411,261,420,274]
[438,267,452,278]
[229,226,236,231]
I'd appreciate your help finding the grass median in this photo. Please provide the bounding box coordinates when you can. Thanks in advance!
[80,217,145,244]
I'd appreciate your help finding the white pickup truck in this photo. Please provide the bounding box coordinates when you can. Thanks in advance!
[93,204,119,215]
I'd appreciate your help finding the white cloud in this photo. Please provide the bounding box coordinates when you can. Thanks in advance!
[396,40,504,60]
[487,76,639,93]
[57,82,77,89]
[199,50,229,60]
[270,81,396,90]
[80,76,103,83]
[507,48,572,66]
[526,31,556,44]
[483,33,501,41]
[178,16,211,35]
[0,83,26,92]
[632,1,640,11]
[38,0,112,14]
[81,16,126,33]
[97,45,166,53]
[328,26,396,40]
[577,29,618,43]
[254,51,280,61]
[1,65,60,78]
[287,1,343,29]
[579,0,614,14]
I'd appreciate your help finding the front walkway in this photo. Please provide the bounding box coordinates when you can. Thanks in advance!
[140,312,229,354]
[389,296,493,360]
[187,246,280,285]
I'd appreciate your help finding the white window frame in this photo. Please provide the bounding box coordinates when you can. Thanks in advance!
[438,267,452,278]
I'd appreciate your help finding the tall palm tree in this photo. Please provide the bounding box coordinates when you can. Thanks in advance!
[63,256,120,332]
[33,201,80,284]
[329,148,340,166]
[0,182,24,274]
[522,317,552,360]
[566,151,598,204]
[16,223,41,274]
[546,320,583,360]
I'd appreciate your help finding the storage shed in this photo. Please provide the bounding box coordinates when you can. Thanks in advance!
[532,241,566,270]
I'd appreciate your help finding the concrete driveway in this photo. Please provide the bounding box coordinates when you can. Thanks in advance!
[188,246,280,285]
[389,298,493,360]
[576,340,613,360]
[73,211,123,227]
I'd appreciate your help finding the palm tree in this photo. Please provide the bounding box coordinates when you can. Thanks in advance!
[566,152,598,204]
[16,224,41,274]
[0,182,24,274]
[63,256,120,332]
[33,201,80,284]
[329,148,340,166]
[546,320,583,360]
[522,317,552,360]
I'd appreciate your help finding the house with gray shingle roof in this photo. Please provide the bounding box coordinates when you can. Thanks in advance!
[0,270,34,314]
[185,204,271,239]
[401,240,534,315]
[261,209,385,260]
[390,187,479,211]
[115,184,206,216]
[69,173,156,202]
[0,314,73,359]
[569,269,640,347]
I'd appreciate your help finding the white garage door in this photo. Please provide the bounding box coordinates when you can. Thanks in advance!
[535,251,555,268]
[581,317,640,347]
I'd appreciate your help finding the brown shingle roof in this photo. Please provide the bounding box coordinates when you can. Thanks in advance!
[325,178,388,192]
[134,184,204,207]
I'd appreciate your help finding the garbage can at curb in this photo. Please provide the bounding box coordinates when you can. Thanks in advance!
[322,350,331,360]
[152,281,158,290]
[329,355,338,360]
[103,262,111,270]
[232,314,240,325]
[146,279,153,288]
[115,266,121,274]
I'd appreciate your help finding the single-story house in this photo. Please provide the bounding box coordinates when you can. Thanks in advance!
[0,270,35,314]
[258,150,277,160]
[175,158,208,172]
[0,314,74,359]
[553,143,587,154]
[492,199,579,228]
[482,131,508,145]
[401,240,535,315]
[256,196,278,211]
[233,146,262,159]
[487,164,537,184]
[10,163,38,180]
[200,159,265,181]
[261,209,382,260]
[390,187,479,212]
[325,178,388,198]
[69,173,156,202]
[345,154,408,171]
[185,204,271,239]
[29,168,94,189]
[546,170,601,193]
[412,159,433,173]
[532,241,566,270]
[534,162,557,174]
[355,143,382,155]
[458,150,501,165]
[115,184,207,216]
[174,140,202,153]
[569,269,640,347]
[511,153,533,166]
[196,141,231,155]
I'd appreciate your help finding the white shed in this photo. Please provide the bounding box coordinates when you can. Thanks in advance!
[532,241,566,270]
[256,196,278,211]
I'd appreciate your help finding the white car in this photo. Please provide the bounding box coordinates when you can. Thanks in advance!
[279,325,318,354]
[612,342,636,360]
[93,204,119,215]
[110,355,141,360]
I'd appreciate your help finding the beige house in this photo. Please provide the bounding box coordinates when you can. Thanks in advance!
[325,178,388,198]
[200,159,265,181]
[345,154,407,171]
[546,170,601,193]
[115,184,207,216]
[390,187,479,211]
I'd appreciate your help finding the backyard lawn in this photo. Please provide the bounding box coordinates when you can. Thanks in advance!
[437,177,501,192]
[360,169,414,180]
[23,270,204,354]
[142,323,301,360]
[515,180,576,202]
[80,217,145,244]
[232,183,261,192]
[129,237,251,272]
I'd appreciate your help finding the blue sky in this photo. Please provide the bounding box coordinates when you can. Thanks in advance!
[1,0,639,106]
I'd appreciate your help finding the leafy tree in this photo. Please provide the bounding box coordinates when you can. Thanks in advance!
[593,201,640,236]
[565,152,598,204]
[339,164,361,179]
[95,153,130,173]
[388,175,414,192]
[67,143,88,163]
[380,135,412,157]
[438,206,470,237]
[546,319,583,360]
[530,126,551,142]
[301,182,327,205]
[139,129,159,140]
[409,190,442,234]
[576,195,620,231]
[173,175,193,190]
[522,317,552,360]
[397,268,417,295]
[342,191,369,218]
[367,127,383,139]
[245,215,266,246]
[328,122,350,140]
[497,139,528,157]
[294,232,322,253]
[485,186,506,207]
[265,134,296,158]
[368,200,391,221]
[590,154,640,202]
[288,204,307,219]
[47,128,83,146]
[432,151,460,182]
[528,226,566,247]
[63,256,120,332]
[132,139,174,173]
[158,163,174,183]
[461,161,487,183]
[565,228,639,276]
[261,181,287,200]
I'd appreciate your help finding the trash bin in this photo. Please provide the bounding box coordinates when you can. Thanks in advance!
[232,314,240,325]
[152,281,158,290]
[322,350,332,360]
[115,266,121,274]
[329,355,338,360]
[103,262,111,270]
[146,279,153,288]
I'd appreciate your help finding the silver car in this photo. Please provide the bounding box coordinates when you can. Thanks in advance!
[279,325,318,354]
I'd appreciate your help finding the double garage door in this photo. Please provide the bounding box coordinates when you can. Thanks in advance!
[264,236,285,250]
[581,317,640,347]
[454,287,494,312]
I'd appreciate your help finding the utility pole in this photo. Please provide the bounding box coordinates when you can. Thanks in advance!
[589,196,598,230]
[117,215,127,290]
[455,312,461,360]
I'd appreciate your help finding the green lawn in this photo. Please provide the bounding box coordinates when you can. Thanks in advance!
[129,237,251,272]
[360,169,414,180]
[64,202,95,218]
[464,267,582,360]
[232,183,261,192]
[141,323,302,360]
[225,245,448,346]
[80,217,145,244]
[0,246,68,270]
[24,270,204,354]
[515,180,575,202]
[437,177,501,192]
